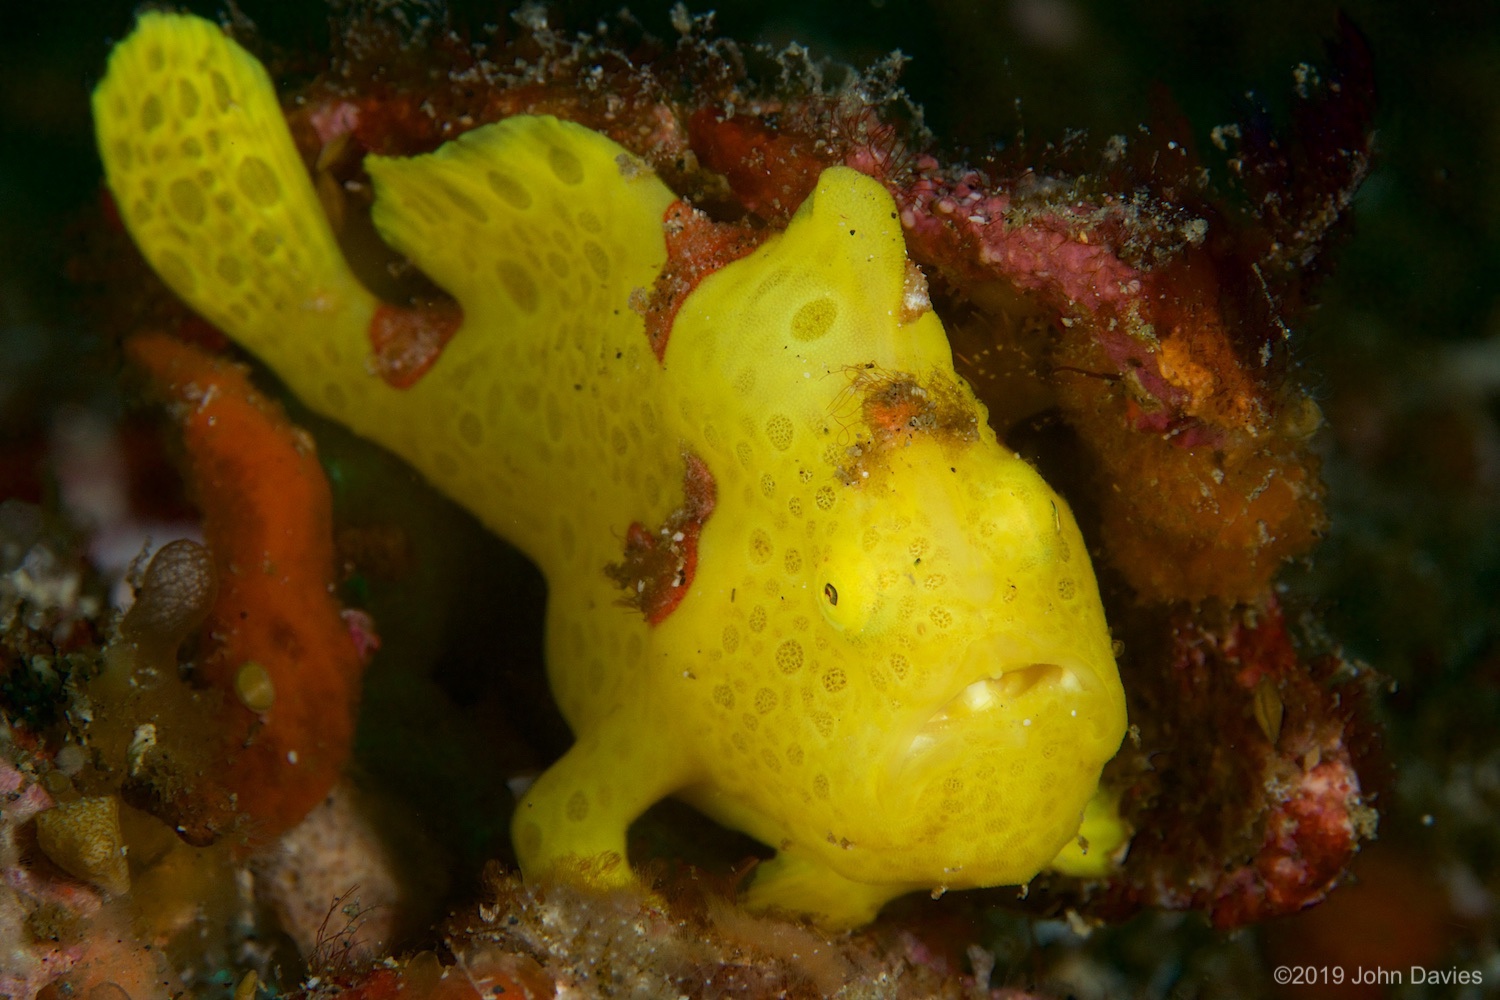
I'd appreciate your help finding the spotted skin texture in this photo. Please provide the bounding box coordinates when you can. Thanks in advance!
[95,13,1127,928]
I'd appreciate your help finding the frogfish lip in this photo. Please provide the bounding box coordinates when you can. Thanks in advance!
[903,645,1094,763]
[933,662,1076,720]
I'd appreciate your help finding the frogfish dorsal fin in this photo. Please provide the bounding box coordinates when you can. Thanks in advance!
[365,116,677,331]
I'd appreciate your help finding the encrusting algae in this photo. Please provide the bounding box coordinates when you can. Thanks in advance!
[94,12,1126,927]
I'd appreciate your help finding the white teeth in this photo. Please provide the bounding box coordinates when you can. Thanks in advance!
[959,678,999,713]
[908,672,1036,759]
[907,663,1078,761]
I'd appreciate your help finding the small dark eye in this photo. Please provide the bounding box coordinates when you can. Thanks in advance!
[823,583,838,606]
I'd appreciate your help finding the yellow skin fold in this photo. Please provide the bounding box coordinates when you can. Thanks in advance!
[94,13,1127,927]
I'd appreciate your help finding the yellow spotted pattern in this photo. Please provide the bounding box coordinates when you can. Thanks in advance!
[94,13,1127,928]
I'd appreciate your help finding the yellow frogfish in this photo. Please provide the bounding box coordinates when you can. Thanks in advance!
[94,13,1127,927]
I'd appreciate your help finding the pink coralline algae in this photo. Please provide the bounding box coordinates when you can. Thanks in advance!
[1215,758,1370,927]
[1082,599,1379,927]
[895,163,1149,317]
